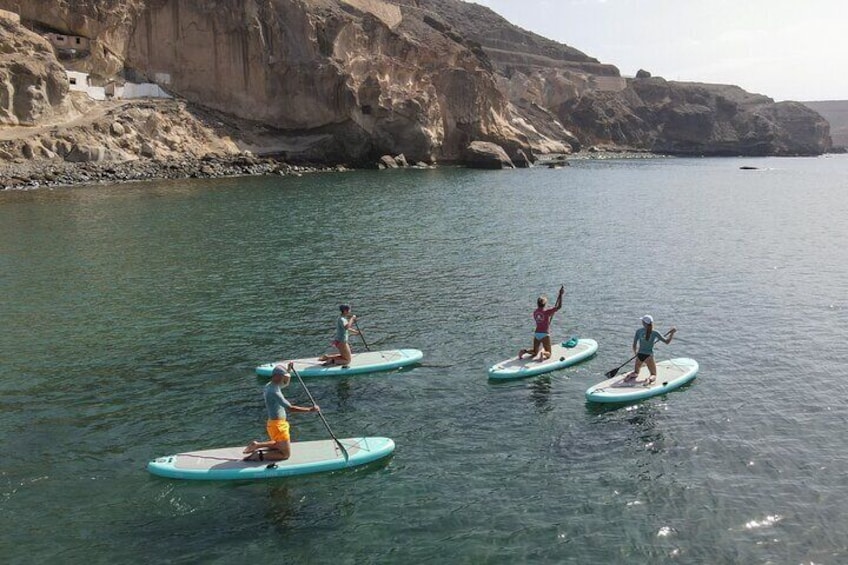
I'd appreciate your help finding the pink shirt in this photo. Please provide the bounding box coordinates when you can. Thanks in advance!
[533,308,557,333]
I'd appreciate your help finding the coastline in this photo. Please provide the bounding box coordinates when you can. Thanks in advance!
[0,154,349,190]
[3,149,839,192]
[0,150,665,191]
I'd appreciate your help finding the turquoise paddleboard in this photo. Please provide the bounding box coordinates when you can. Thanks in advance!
[585,358,699,403]
[147,437,395,481]
[488,339,598,380]
[256,349,424,378]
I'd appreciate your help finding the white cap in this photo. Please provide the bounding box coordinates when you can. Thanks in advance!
[641,315,654,325]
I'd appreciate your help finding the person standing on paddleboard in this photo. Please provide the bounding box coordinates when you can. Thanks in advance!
[624,315,677,383]
[318,304,360,367]
[243,363,320,462]
[519,285,565,362]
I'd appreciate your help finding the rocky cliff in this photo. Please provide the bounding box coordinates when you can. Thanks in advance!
[2,0,576,164]
[803,100,848,148]
[426,0,831,156]
[0,11,70,126]
[557,78,831,156]
[0,0,833,170]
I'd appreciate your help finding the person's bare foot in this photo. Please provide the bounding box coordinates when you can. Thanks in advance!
[243,440,259,454]
[318,355,329,362]
[243,450,265,462]
[623,372,637,382]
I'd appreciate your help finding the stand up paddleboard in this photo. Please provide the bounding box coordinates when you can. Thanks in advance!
[585,358,698,403]
[147,437,395,481]
[256,349,423,378]
[488,339,598,380]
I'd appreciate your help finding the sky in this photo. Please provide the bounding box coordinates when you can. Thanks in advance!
[471,0,846,101]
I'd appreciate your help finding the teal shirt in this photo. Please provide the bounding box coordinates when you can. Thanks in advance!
[633,328,663,355]
[334,316,349,343]
[264,382,291,420]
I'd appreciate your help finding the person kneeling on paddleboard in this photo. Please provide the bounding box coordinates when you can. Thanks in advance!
[243,363,320,462]
[318,304,360,367]
[519,285,565,362]
[624,315,677,384]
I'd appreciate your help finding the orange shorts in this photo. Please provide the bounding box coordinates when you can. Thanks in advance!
[266,419,290,443]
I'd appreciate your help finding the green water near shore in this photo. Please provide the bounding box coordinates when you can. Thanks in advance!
[2,156,848,563]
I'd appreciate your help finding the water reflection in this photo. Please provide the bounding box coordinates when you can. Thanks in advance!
[528,376,553,412]
[265,483,298,531]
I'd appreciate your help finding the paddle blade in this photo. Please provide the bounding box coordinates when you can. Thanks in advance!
[604,367,620,379]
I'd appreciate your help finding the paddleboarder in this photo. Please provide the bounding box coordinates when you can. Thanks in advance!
[319,304,361,367]
[624,315,677,384]
[243,362,320,462]
[518,285,565,362]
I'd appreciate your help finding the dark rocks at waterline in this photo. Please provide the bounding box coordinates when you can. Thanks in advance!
[512,149,534,168]
[464,141,515,169]
[0,155,345,190]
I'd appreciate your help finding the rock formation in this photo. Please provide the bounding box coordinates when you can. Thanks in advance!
[0,11,70,125]
[427,0,832,156]
[0,0,833,173]
[557,78,831,156]
[803,100,848,148]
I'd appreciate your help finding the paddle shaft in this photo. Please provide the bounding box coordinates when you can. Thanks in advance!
[290,365,349,461]
[353,319,370,351]
[605,329,675,379]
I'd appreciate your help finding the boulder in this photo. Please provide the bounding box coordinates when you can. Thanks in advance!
[110,121,125,136]
[465,141,515,169]
[65,144,106,163]
[379,155,399,169]
[394,153,409,168]
[140,142,156,158]
[635,69,652,79]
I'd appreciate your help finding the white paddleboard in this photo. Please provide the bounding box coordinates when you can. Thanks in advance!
[585,358,699,403]
[256,349,423,378]
[488,339,598,380]
[147,437,395,481]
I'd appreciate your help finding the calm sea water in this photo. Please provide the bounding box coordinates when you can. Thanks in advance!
[2,156,848,563]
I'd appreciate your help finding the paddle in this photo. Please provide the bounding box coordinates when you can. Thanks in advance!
[604,329,675,379]
[353,319,371,351]
[290,364,349,462]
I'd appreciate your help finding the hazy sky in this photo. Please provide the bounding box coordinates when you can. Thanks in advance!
[471,0,845,101]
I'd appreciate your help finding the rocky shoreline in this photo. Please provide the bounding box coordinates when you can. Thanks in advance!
[0,149,673,191]
[0,153,349,190]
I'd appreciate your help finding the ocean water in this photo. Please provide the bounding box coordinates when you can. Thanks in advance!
[1,156,847,563]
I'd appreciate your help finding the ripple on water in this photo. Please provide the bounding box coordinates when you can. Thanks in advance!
[2,159,848,562]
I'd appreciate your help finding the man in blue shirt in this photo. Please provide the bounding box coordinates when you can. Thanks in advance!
[243,362,320,462]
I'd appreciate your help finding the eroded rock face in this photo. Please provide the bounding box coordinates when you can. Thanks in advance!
[120,0,545,164]
[0,0,832,162]
[555,78,831,156]
[0,14,69,125]
[428,1,832,156]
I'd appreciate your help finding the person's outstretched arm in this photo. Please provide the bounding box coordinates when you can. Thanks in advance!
[659,327,677,344]
[552,285,565,311]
